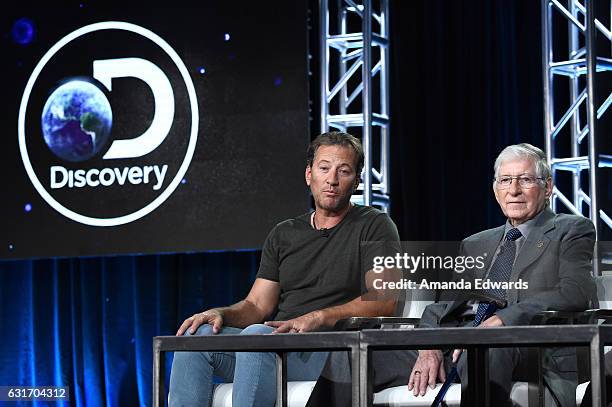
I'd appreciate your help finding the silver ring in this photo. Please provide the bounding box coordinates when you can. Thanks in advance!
[414,371,422,375]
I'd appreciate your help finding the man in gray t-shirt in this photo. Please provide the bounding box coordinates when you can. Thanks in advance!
[168,131,400,407]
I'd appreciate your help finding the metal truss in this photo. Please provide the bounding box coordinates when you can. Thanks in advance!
[319,0,390,211]
[542,0,612,274]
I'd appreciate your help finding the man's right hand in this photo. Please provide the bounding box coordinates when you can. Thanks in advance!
[407,349,446,396]
[176,309,224,336]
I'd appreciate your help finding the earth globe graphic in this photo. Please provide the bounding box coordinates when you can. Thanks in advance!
[41,80,112,162]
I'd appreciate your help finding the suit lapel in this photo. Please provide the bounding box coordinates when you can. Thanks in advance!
[476,227,505,279]
[442,209,557,322]
[509,208,556,283]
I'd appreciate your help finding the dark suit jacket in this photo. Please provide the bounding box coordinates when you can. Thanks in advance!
[419,208,596,405]
[419,207,597,329]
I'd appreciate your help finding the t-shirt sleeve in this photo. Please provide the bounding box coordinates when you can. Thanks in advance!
[256,226,280,282]
[363,213,402,260]
[366,213,401,242]
[361,213,402,295]
[361,214,401,273]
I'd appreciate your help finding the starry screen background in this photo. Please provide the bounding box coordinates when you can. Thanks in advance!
[1,2,311,259]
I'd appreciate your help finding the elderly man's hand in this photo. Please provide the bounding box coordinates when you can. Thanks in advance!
[479,314,504,327]
[264,311,324,333]
[408,349,446,396]
[451,314,505,362]
[176,309,224,336]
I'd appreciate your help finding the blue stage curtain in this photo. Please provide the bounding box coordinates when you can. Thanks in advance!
[389,0,544,240]
[0,252,259,406]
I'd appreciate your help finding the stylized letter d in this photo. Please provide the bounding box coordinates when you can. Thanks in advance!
[93,57,174,159]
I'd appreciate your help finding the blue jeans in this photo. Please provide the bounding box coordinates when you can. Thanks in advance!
[168,323,329,407]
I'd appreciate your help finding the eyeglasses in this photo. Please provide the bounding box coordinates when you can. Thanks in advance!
[494,175,545,189]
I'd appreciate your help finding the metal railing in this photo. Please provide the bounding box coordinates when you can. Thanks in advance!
[153,325,611,406]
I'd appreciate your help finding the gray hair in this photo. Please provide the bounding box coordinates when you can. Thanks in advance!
[494,143,552,182]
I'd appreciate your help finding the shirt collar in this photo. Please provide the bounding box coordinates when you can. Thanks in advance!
[504,208,547,240]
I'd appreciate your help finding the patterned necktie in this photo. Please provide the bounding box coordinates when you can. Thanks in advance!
[434,229,523,407]
[473,227,522,326]
[433,229,523,407]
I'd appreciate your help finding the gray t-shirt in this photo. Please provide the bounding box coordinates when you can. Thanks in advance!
[257,205,400,321]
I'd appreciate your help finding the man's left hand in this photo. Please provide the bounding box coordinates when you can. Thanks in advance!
[452,315,504,362]
[479,315,504,327]
[264,311,325,333]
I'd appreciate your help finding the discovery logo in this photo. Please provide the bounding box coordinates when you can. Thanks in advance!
[18,22,199,226]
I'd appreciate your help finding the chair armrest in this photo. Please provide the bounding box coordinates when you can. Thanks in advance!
[582,308,612,324]
[333,317,420,331]
[531,310,587,325]
[531,308,612,325]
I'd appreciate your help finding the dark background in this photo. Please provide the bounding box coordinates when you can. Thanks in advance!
[0,1,610,406]
[1,2,310,260]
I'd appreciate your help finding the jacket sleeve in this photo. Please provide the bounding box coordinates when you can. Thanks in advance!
[417,302,451,328]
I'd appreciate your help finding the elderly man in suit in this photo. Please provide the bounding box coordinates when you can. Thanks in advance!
[307,143,596,407]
